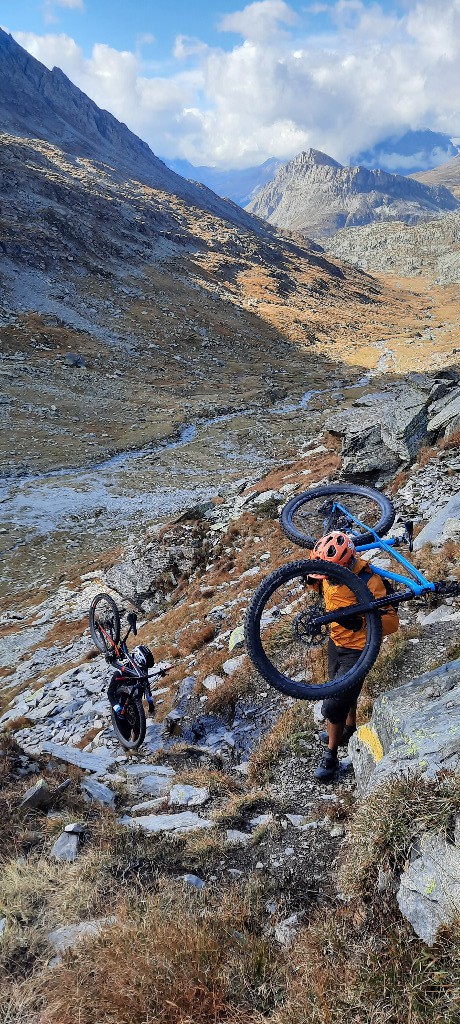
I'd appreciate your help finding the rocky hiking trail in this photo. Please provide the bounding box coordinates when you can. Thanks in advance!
[1,374,460,1022]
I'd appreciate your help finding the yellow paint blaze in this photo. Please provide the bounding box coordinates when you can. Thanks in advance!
[357,724,384,763]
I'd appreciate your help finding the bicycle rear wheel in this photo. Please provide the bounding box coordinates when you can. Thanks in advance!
[280,484,395,549]
[111,693,146,750]
[89,593,121,654]
[244,559,382,700]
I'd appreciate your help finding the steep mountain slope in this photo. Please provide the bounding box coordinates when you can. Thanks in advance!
[246,149,459,239]
[163,156,283,207]
[412,152,460,198]
[0,27,263,234]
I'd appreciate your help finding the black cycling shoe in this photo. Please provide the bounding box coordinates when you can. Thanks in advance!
[319,725,356,746]
[314,749,338,782]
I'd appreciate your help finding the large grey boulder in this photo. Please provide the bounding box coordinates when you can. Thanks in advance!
[51,831,80,862]
[81,777,116,808]
[397,832,460,945]
[19,778,52,813]
[349,659,460,796]
[414,493,460,549]
[327,387,428,480]
[105,517,208,609]
[428,390,460,436]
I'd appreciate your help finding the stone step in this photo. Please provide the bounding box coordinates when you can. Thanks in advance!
[41,740,117,774]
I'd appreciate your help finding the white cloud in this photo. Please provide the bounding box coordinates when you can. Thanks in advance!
[12,1,460,168]
[44,0,84,24]
[219,1,297,41]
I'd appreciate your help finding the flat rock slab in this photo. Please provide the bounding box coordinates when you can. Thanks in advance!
[41,741,116,774]
[226,829,251,846]
[48,917,117,952]
[125,764,175,777]
[397,832,460,945]
[139,774,174,798]
[119,811,213,834]
[81,777,116,808]
[168,784,210,808]
[222,656,245,676]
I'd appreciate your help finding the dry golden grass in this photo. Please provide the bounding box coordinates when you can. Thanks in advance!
[440,428,460,451]
[173,767,241,797]
[205,662,254,714]
[339,773,460,901]
[212,790,275,830]
[36,885,286,1024]
[412,539,460,582]
[177,622,215,656]
[270,910,460,1024]
[2,716,33,733]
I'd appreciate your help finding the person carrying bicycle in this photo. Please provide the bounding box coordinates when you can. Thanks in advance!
[308,531,399,782]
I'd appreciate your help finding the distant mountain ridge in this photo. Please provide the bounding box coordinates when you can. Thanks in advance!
[412,153,460,199]
[245,148,460,239]
[353,129,459,176]
[0,27,266,235]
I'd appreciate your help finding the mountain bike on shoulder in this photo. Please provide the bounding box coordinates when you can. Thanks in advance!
[89,593,168,750]
[245,483,460,701]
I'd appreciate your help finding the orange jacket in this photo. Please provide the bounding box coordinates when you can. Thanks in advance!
[320,556,396,650]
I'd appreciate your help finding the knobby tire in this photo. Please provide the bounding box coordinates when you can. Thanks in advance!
[244,559,382,700]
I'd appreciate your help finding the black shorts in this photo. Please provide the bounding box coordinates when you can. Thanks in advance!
[321,639,363,725]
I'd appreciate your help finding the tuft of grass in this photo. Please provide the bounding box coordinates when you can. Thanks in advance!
[177,622,215,656]
[339,772,460,901]
[248,703,314,784]
[212,791,275,830]
[205,662,254,713]
[2,716,33,733]
[271,909,460,1024]
[37,884,287,1024]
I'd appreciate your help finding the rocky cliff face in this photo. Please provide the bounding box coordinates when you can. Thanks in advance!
[246,148,459,239]
[326,209,460,283]
[0,27,266,234]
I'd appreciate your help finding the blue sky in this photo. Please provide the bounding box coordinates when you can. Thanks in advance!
[2,1,460,167]
[2,1,406,59]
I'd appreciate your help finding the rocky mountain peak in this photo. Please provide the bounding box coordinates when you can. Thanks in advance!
[292,148,343,170]
[246,146,460,239]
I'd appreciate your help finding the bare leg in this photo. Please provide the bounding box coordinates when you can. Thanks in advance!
[327,720,345,752]
[345,701,357,727]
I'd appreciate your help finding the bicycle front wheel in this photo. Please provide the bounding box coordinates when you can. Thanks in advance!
[89,593,121,654]
[244,559,382,701]
[280,484,395,549]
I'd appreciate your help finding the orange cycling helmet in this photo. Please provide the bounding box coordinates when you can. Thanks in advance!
[311,531,356,567]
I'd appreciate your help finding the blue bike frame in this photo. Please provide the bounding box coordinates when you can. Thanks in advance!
[331,501,435,595]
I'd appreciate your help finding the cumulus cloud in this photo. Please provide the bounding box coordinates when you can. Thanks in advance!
[219,0,297,41]
[12,0,460,168]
